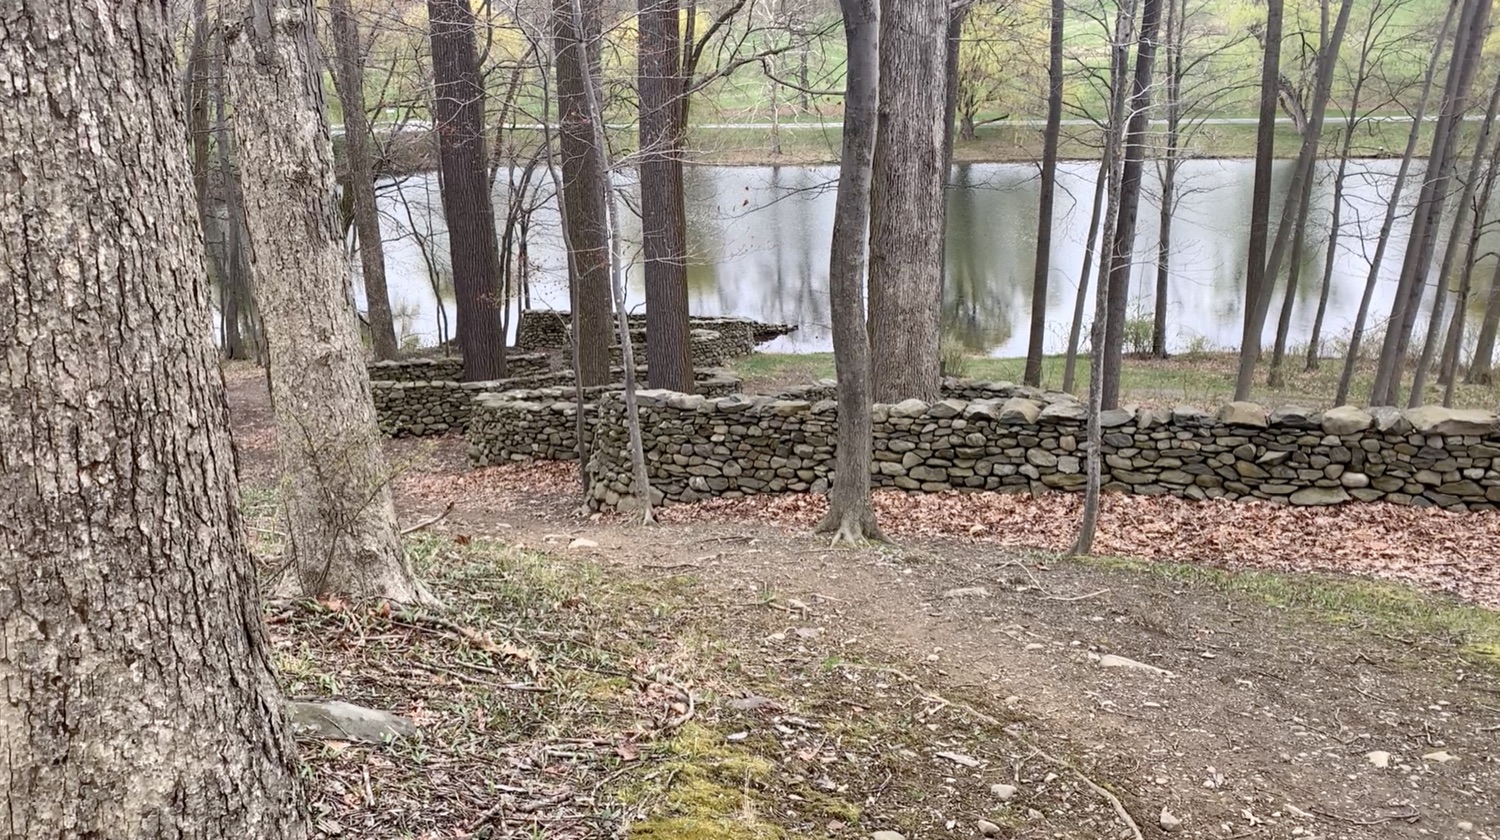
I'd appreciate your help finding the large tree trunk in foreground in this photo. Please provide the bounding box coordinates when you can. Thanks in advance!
[1232,0,1284,401]
[639,0,694,392]
[0,3,306,835]
[429,0,507,381]
[1099,0,1165,410]
[1026,0,1066,386]
[230,0,438,606]
[869,0,949,402]
[555,0,613,387]
[817,0,885,545]
[330,0,399,361]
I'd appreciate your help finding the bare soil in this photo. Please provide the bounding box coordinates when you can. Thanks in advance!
[227,367,1500,839]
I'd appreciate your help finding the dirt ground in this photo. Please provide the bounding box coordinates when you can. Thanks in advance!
[228,368,1500,839]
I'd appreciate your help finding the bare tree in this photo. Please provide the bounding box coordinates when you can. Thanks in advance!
[1099,0,1165,410]
[1466,248,1500,385]
[1025,0,1065,386]
[869,0,953,402]
[554,0,613,386]
[1334,0,1459,405]
[1231,0,1284,401]
[2,2,306,833]
[1369,0,1491,406]
[816,0,886,545]
[429,0,507,381]
[230,0,439,607]
[1150,0,1182,359]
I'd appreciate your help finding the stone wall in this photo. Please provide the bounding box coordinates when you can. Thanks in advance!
[367,352,550,383]
[516,310,794,353]
[466,370,743,465]
[605,329,744,369]
[584,391,1500,512]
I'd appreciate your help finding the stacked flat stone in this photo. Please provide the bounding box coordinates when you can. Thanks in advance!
[582,390,1500,513]
[366,352,550,383]
[515,310,794,354]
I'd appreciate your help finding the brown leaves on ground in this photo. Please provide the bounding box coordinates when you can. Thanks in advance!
[660,490,1500,609]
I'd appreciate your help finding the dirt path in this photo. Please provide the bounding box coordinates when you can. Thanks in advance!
[227,370,1500,839]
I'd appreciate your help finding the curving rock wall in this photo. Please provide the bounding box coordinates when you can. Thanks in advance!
[366,352,551,383]
[515,309,793,354]
[582,390,1500,513]
[465,370,743,465]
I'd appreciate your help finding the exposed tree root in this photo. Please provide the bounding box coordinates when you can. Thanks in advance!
[814,506,888,547]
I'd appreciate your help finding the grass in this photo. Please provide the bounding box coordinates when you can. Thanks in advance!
[1082,554,1500,665]
[729,350,1500,411]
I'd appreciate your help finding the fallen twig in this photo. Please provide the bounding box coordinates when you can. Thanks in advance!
[1043,588,1111,602]
[400,500,455,536]
[1311,806,1419,826]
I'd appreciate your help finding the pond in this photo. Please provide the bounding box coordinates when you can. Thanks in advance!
[360,159,1492,357]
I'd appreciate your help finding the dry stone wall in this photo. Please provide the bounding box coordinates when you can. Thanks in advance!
[583,390,1500,513]
[367,353,550,383]
[466,370,743,465]
[515,310,794,354]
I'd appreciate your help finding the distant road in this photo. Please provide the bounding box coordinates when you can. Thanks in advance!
[333,113,1475,136]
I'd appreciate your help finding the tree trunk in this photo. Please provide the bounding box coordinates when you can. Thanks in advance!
[1,3,306,835]
[330,0,399,361]
[869,0,950,403]
[1152,0,1183,360]
[1335,0,1459,404]
[214,32,259,363]
[1467,255,1500,384]
[1026,0,1066,385]
[1267,170,1314,387]
[1449,115,1500,394]
[230,0,439,607]
[1063,0,1139,396]
[1233,0,1285,399]
[639,0,694,392]
[816,0,885,545]
[1369,0,1490,405]
[186,0,231,327]
[1411,69,1500,405]
[554,0,613,387]
[428,0,506,381]
[1099,0,1165,411]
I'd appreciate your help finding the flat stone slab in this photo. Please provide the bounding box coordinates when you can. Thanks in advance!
[285,700,418,744]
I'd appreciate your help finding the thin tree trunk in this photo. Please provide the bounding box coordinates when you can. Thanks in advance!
[554,0,613,387]
[428,0,507,382]
[1335,0,1459,404]
[1267,171,1314,387]
[1152,0,1183,359]
[1026,0,1066,385]
[213,28,257,362]
[230,0,439,607]
[639,0,694,392]
[1,3,306,834]
[1466,253,1500,384]
[1099,0,1165,411]
[1411,69,1500,405]
[868,0,949,402]
[1446,110,1500,395]
[1239,0,1355,399]
[1370,0,1490,405]
[1064,0,1139,395]
[330,0,399,361]
[186,0,231,331]
[816,0,885,545]
[1233,0,1285,399]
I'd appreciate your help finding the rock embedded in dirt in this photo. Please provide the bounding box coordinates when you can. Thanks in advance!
[870,831,906,840]
[943,586,991,599]
[1159,808,1182,832]
[1093,653,1174,676]
[285,700,418,744]
[1366,750,1392,769]
[1422,750,1459,763]
[976,818,1003,836]
[991,783,1019,802]
[567,537,599,549]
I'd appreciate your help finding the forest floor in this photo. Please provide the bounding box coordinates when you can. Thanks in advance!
[227,366,1500,840]
[734,351,1500,414]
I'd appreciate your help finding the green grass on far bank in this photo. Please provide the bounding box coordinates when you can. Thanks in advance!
[729,350,1500,412]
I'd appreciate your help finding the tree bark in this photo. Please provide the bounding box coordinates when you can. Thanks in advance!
[554,0,613,387]
[1334,0,1458,405]
[1,3,306,835]
[1467,255,1500,385]
[230,0,438,607]
[1369,0,1490,405]
[1152,0,1183,360]
[428,0,507,382]
[869,0,949,403]
[1026,0,1066,385]
[1233,0,1285,399]
[330,0,399,361]
[1063,0,1139,395]
[639,0,694,392]
[816,0,885,545]
[1099,0,1165,411]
